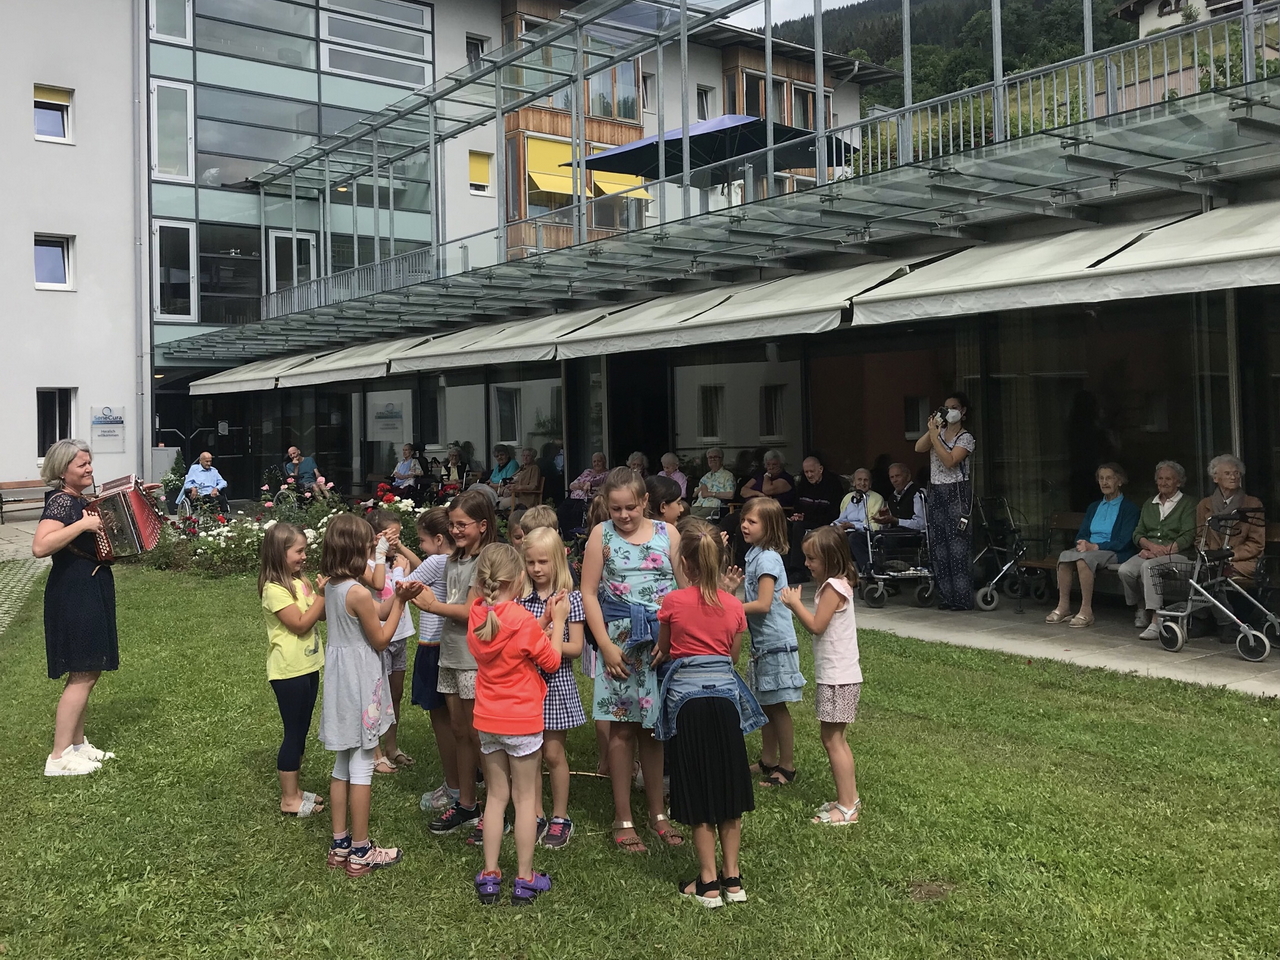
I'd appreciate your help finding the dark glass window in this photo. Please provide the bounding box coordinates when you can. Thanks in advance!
[194,0,315,37]
[34,237,69,285]
[37,389,73,455]
[35,102,67,138]
[196,118,317,160]
[157,224,193,317]
[197,86,318,132]
[195,18,317,68]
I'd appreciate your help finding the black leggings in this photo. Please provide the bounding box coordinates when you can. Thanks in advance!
[270,671,319,772]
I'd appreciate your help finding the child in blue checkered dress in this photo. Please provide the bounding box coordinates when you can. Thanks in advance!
[517,526,586,849]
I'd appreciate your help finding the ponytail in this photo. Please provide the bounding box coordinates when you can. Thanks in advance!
[675,517,723,607]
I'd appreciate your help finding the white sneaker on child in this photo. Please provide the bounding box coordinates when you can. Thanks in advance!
[73,739,116,762]
[45,747,101,777]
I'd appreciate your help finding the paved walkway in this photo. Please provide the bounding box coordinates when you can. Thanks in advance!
[0,519,40,562]
[0,557,48,638]
[852,592,1280,698]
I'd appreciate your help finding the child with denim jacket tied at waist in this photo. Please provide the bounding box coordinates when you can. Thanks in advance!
[468,543,566,905]
[653,518,766,909]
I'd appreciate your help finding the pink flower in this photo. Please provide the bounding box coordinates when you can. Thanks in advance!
[314,474,326,485]
[639,551,665,570]
[608,582,632,597]
[304,492,312,499]
[286,477,296,484]
[326,481,334,489]
[638,696,653,711]
[261,484,270,491]
[264,501,274,508]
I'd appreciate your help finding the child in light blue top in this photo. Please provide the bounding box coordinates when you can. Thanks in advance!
[737,497,806,788]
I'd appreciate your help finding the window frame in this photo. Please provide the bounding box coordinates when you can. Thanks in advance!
[320,42,430,88]
[697,383,725,443]
[320,11,428,58]
[36,388,76,457]
[34,86,73,143]
[150,79,195,183]
[321,0,431,30]
[468,150,493,196]
[150,0,193,45]
[759,383,786,443]
[34,235,73,291]
[465,35,486,64]
[696,86,712,122]
[268,228,318,293]
[494,386,521,446]
[152,219,198,322]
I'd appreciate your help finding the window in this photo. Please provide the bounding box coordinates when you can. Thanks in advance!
[323,0,429,29]
[724,76,738,115]
[698,384,724,441]
[468,151,492,195]
[744,73,763,119]
[792,86,813,129]
[34,236,72,289]
[34,86,71,141]
[37,389,74,456]
[151,0,192,44]
[760,384,786,440]
[466,36,485,64]
[197,86,319,132]
[904,395,930,439]
[151,80,193,182]
[269,230,317,292]
[586,59,639,122]
[642,73,655,112]
[321,12,426,56]
[321,44,428,87]
[495,387,521,445]
[195,18,317,68]
[199,223,261,322]
[696,86,711,122]
[153,221,196,321]
[195,0,315,36]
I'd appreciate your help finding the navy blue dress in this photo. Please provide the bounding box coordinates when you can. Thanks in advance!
[42,491,118,679]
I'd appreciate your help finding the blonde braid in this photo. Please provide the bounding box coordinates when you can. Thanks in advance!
[473,544,523,642]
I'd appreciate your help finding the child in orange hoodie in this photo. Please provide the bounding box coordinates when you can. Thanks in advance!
[467,542,566,906]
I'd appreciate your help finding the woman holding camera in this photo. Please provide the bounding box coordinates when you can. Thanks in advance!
[915,393,975,610]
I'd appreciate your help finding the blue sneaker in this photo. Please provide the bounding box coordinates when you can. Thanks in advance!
[512,872,552,905]
[475,870,502,905]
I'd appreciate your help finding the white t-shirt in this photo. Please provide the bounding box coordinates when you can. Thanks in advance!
[813,577,862,685]
[930,430,975,485]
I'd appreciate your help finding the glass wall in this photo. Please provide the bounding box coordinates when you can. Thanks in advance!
[1237,287,1280,513]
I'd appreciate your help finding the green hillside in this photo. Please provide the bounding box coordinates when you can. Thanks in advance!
[773,0,1138,107]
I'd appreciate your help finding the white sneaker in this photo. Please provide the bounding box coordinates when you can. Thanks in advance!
[1133,609,1150,629]
[73,739,115,762]
[1139,622,1160,641]
[45,747,102,777]
[420,782,457,812]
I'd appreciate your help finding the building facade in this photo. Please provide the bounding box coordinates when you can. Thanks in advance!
[0,0,147,487]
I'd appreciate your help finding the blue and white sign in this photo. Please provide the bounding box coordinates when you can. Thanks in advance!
[91,406,126,454]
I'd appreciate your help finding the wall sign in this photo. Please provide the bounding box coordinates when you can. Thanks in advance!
[90,406,126,454]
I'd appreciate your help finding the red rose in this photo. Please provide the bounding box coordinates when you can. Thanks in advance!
[377,483,391,494]
[217,515,227,523]
[382,493,396,504]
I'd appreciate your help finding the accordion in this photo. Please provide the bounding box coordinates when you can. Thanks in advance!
[84,476,163,562]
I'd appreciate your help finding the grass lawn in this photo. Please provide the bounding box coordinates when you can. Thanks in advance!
[2,566,1277,960]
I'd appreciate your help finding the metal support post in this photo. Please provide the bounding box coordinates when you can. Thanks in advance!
[258,185,267,294]
[371,131,381,264]
[573,25,587,245]
[679,0,691,218]
[322,155,332,276]
[813,0,827,184]
[902,0,912,107]
[427,103,438,277]
[352,174,360,269]
[1243,0,1257,83]
[765,0,775,189]
[656,36,666,224]
[495,72,507,261]
[387,158,396,259]
[1083,0,1095,119]
[991,0,1005,141]
[290,171,298,287]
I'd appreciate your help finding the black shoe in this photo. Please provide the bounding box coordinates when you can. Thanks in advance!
[429,801,480,835]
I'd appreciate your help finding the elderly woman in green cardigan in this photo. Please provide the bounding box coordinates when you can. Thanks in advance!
[1045,463,1140,628]
[1117,461,1198,640]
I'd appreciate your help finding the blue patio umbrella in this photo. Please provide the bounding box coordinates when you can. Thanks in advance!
[573,114,856,189]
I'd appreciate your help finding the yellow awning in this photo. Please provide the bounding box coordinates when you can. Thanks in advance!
[34,85,70,104]
[591,169,652,201]
[527,137,577,196]
[468,151,490,187]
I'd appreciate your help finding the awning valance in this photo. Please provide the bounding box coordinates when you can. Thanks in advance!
[528,137,576,196]
[188,353,330,395]
[591,168,653,201]
[275,335,433,388]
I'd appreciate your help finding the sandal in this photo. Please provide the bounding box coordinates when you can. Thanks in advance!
[611,820,648,854]
[812,798,861,826]
[373,756,398,775]
[649,814,685,847]
[387,750,415,767]
[1044,610,1070,624]
[748,759,778,777]
[760,767,797,787]
[678,877,723,909]
[719,874,747,903]
[1068,613,1094,628]
[284,791,325,817]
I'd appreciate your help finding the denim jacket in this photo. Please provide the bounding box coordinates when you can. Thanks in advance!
[598,594,659,655]
[653,655,767,742]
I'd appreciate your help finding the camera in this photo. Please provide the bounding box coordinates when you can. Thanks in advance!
[957,514,969,533]
[933,406,950,426]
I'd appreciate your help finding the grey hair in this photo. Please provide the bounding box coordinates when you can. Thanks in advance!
[41,439,92,489]
[627,451,649,470]
[706,447,723,458]
[1154,460,1186,485]
[1096,462,1128,485]
[521,446,536,456]
[591,450,607,462]
[661,452,679,467]
[1208,454,1245,480]
[853,467,872,478]
[889,461,910,473]
[763,449,784,464]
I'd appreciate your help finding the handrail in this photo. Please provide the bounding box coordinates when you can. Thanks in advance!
[260,2,1280,321]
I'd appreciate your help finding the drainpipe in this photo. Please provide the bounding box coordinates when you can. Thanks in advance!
[133,0,151,478]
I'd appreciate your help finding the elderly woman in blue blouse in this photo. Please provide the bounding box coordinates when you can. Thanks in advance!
[1045,462,1140,628]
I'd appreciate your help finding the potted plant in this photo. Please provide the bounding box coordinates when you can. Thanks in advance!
[161,450,187,516]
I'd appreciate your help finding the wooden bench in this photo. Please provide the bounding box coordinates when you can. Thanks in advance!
[0,480,48,524]
[1019,511,1125,596]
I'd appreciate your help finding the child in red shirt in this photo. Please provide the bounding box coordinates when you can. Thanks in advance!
[466,543,566,906]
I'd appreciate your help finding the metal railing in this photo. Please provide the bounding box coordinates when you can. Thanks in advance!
[262,2,1280,321]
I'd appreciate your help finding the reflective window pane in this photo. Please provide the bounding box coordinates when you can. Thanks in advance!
[153,0,190,40]
[324,0,425,27]
[197,153,271,187]
[196,118,317,160]
[616,60,638,121]
[157,224,193,316]
[35,238,68,285]
[323,14,426,56]
[195,18,316,69]
[34,102,67,138]
[324,46,426,86]
[155,83,192,178]
[197,86,318,132]
[194,0,315,37]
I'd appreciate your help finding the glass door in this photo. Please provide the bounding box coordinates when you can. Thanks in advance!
[268,229,317,292]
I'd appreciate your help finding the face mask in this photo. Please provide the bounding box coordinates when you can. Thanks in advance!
[945,408,962,424]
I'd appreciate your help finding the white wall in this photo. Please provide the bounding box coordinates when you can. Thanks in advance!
[672,359,803,469]
[1,0,144,485]
[442,381,486,463]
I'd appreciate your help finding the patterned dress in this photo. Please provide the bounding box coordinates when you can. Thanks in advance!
[592,519,676,727]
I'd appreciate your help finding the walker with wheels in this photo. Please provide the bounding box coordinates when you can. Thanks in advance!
[970,497,1047,612]
[1151,507,1277,662]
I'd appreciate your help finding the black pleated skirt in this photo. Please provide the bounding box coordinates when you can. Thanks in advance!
[667,697,754,826]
